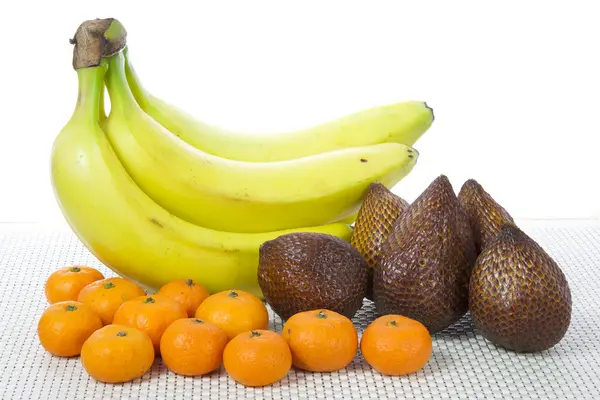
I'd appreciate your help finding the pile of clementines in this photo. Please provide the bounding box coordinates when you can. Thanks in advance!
[38,266,433,387]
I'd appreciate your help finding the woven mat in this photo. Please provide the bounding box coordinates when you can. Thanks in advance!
[0,221,598,399]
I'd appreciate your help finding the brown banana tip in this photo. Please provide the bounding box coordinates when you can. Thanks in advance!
[424,102,434,122]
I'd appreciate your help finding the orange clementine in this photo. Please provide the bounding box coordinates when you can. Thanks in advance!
[360,314,432,376]
[281,309,358,372]
[45,266,104,304]
[160,318,229,376]
[223,330,291,387]
[113,294,187,354]
[77,277,146,325]
[194,289,268,340]
[37,301,102,357]
[81,324,155,383]
[157,279,210,317]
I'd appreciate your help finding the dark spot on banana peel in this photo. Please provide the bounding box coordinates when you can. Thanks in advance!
[373,175,477,334]
[458,179,514,254]
[360,158,368,163]
[150,218,163,227]
[469,223,572,353]
[350,182,409,301]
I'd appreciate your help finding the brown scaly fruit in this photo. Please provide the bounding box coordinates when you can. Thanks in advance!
[350,183,409,300]
[469,223,572,352]
[258,233,369,321]
[373,175,477,333]
[458,179,514,254]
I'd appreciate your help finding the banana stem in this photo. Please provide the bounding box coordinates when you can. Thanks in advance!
[123,47,151,109]
[105,52,140,114]
[74,65,105,124]
[69,17,126,123]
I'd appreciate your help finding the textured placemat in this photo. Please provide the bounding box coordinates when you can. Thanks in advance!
[0,221,598,399]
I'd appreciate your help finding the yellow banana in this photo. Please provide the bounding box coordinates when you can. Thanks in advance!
[103,50,419,233]
[50,61,352,298]
[123,47,434,162]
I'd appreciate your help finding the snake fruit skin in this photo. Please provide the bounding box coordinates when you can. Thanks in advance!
[257,233,369,321]
[458,179,515,254]
[373,175,477,333]
[469,224,572,353]
[350,183,409,300]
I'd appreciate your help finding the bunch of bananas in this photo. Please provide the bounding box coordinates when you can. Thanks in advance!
[50,19,433,297]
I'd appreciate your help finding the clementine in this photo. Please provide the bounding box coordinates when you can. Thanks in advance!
[157,279,210,317]
[37,301,102,357]
[281,309,358,372]
[45,266,104,304]
[113,294,187,354]
[194,289,268,340]
[360,314,432,376]
[160,318,229,376]
[81,324,155,383]
[223,330,291,387]
[77,277,146,325]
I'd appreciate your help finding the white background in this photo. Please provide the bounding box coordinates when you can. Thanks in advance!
[0,1,599,225]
